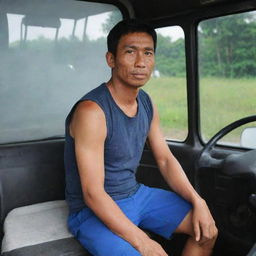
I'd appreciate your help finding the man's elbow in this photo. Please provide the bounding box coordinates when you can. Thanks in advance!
[83,185,106,207]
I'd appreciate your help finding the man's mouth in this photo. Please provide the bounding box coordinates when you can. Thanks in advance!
[132,73,148,79]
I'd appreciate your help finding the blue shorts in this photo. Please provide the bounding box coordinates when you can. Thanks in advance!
[68,184,192,256]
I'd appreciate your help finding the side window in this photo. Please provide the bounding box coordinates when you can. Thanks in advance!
[144,26,188,141]
[198,11,256,148]
[0,0,122,144]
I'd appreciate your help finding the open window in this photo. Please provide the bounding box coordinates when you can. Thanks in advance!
[144,26,188,142]
[198,11,256,148]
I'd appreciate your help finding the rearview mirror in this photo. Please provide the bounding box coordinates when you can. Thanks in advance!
[241,127,256,149]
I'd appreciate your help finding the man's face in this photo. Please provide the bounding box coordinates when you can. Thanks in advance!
[107,32,155,88]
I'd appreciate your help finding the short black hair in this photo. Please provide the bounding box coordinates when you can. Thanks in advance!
[107,19,157,56]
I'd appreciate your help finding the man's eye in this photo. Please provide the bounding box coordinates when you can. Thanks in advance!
[126,50,134,54]
[145,51,153,56]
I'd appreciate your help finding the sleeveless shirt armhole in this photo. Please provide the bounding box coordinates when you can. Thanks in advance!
[147,94,154,124]
[139,89,154,126]
[65,101,82,138]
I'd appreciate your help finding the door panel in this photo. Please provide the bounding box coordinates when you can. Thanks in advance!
[138,142,200,190]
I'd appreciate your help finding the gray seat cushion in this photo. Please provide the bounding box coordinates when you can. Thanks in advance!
[1,200,90,256]
[1,238,88,256]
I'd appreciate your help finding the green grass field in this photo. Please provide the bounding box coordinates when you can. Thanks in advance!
[144,76,256,144]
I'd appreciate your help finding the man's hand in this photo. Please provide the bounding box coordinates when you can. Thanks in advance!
[192,199,218,244]
[137,237,168,256]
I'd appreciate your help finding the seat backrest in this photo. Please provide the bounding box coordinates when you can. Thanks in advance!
[0,140,66,240]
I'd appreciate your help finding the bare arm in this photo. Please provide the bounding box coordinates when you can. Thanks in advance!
[147,104,201,202]
[70,101,167,256]
[147,104,216,242]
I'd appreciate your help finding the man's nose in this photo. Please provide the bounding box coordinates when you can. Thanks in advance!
[135,52,146,68]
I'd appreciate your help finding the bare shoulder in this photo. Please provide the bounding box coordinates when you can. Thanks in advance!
[70,100,106,138]
[75,100,104,116]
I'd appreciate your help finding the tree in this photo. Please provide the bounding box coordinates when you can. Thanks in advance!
[102,14,186,77]
[156,34,185,77]
[199,12,256,78]
[102,11,122,33]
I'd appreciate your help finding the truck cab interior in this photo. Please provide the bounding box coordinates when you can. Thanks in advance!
[0,0,255,255]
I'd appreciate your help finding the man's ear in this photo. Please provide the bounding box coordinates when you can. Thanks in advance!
[106,52,115,68]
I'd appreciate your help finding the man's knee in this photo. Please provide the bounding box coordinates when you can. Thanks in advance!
[198,221,218,251]
[199,227,218,250]
[175,210,218,242]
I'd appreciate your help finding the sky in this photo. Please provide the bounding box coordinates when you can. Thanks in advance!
[7,12,184,43]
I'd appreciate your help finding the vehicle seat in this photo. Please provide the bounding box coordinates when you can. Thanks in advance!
[1,200,90,256]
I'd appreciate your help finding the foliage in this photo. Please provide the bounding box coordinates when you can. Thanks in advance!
[10,10,255,79]
[103,11,256,79]
[198,12,256,78]
[155,35,186,77]
[102,11,122,33]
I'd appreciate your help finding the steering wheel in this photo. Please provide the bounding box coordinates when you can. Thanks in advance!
[196,115,256,209]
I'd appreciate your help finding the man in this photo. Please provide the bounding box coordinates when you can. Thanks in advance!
[64,19,218,256]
